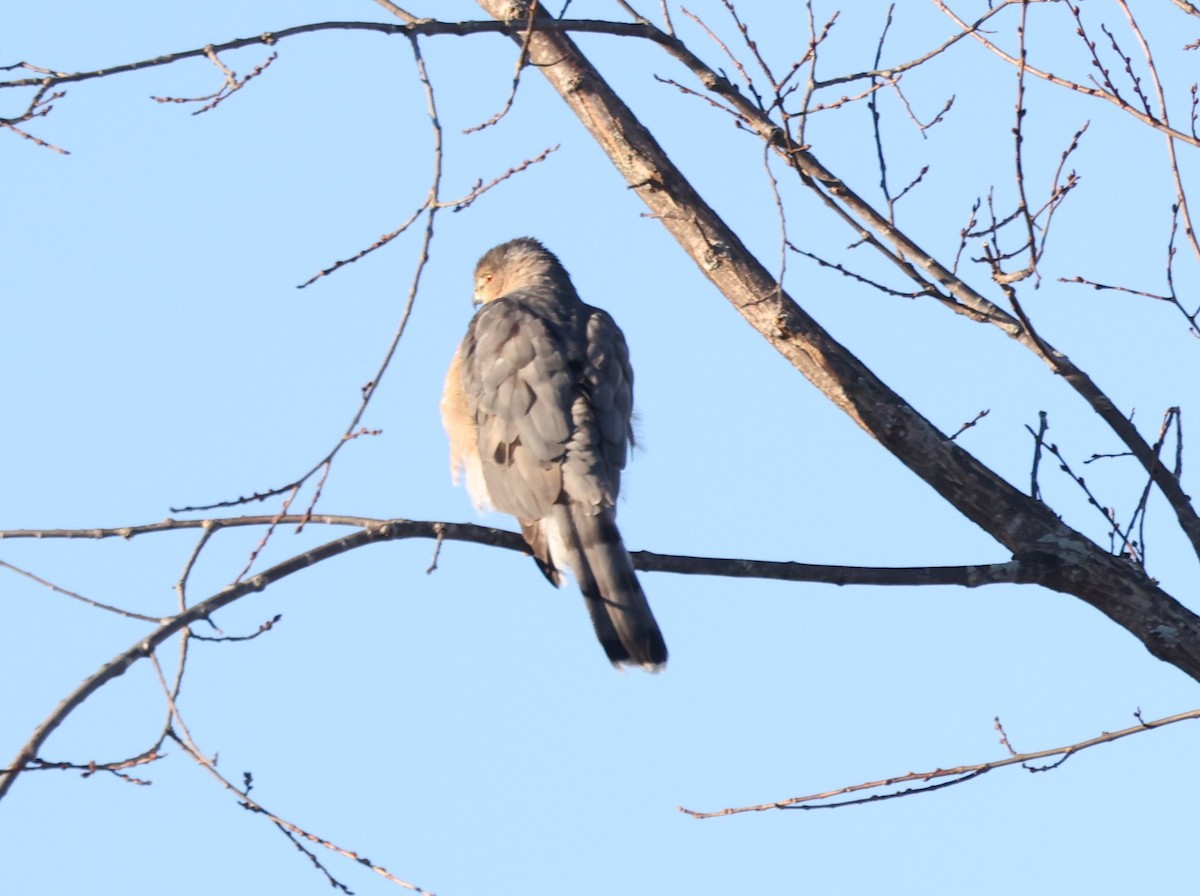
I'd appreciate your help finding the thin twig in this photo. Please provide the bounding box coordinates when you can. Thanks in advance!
[679,709,1200,817]
[933,0,1200,146]
[149,652,429,893]
[463,0,540,133]
[1029,410,1048,500]
[949,409,990,441]
[0,558,162,622]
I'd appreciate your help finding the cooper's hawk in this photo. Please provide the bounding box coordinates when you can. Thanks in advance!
[441,238,667,670]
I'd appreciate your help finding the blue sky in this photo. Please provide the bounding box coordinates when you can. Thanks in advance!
[4,2,1200,894]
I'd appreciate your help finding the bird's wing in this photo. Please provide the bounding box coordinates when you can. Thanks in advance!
[458,297,575,523]
[586,307,635,488]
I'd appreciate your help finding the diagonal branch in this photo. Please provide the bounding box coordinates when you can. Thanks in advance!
[619,6,1200,561]
[466,0,1200,682]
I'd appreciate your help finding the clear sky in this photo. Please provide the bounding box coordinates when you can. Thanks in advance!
[4,2,1200,894]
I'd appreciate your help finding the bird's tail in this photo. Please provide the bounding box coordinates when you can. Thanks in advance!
[552,504,668,670]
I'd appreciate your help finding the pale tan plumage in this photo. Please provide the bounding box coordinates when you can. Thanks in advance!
[441,238,667,670]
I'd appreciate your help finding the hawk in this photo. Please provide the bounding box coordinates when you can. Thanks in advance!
[441,238,668,670]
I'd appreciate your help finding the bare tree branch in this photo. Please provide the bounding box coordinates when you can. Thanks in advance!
[147,651,431,893]
[933,0,1200,147]
[0,558,162,622]
[678,708,1200,817]
[0,511,1051,801]
[0,514,1039,588]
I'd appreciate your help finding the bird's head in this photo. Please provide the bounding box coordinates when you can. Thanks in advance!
[473,237,568,304]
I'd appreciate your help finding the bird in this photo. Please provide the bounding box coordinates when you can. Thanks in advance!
[440,237,667,670]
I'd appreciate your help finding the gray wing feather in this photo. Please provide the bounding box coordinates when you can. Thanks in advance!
[557,308,634,510]
[460,299,573,522]
[586,308,634,472]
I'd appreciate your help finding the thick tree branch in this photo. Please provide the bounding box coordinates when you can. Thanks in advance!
[466,0,1200,681]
